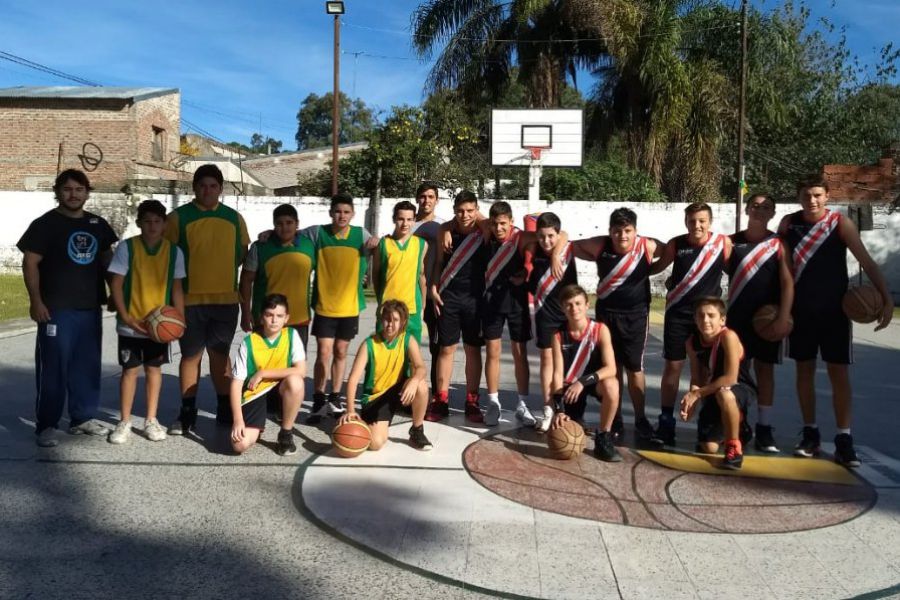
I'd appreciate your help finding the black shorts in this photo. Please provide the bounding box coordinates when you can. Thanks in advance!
[180,304,239,357]
[728,313,782,365]
[481,301,531,343]
[118,335,170,369]
[437,292,482,347]
[663,310,696,362]
[535,309,566,350]
[596,308,650,372]
[312,315,359,342]
[696,383,755,443]
[241,391,274,430]
[555,385,602,422]
[787,306,852,365]
[359,381,405,424]
[290,324,310,351]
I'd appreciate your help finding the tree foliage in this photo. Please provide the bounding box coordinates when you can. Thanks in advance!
[295,92,375,150]
[250,133,282,154]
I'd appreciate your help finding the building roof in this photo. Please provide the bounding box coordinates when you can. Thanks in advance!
[0,86,178,102]
[242,142,368,190]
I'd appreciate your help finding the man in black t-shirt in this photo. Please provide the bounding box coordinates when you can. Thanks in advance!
[18,169,118,448]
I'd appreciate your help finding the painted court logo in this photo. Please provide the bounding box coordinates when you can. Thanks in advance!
[68,231,98,265]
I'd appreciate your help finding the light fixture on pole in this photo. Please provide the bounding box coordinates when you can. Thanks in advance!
[326,1,344,196]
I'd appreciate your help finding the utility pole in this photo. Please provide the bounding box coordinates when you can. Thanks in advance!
[331,11,341,196]
[735,0,748,232]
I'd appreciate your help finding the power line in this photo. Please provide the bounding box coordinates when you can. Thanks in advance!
[0,50,101,86]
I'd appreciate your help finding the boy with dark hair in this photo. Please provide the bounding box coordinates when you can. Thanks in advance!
[727,193,793,453]
[373,201,428,343]
[549,285,622,462]
[526,211,578,432]
[410,182,444,391]
[165,164,250,434]
[680,297,757,470]
[338,299,433,451]
[240,203,316,348]
[229,294,306,456]
[19,169,118,447]
[650,202,732,447]
[778,176,893,466]
[571,207,663,441]
[107,200,186,444]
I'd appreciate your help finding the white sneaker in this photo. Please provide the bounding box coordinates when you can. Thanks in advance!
[108,420,132,444]
[515,402,536,427]
[536,406,554,433]
[36,428,59,447]
[143,418,167,442]
[69,420,110,436]
[484,398,502,427]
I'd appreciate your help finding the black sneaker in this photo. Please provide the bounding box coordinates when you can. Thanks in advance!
[650,414,676,447]
[307,393,328,425]
[594,431,623,462]
[327,393,345,416]
[634,417,654,442]
[739,417,753,446]
[167,406,197,436]
[611,416,625,442]
[833,433,861,468]
[794,426,821,458]
[276,430,297,456]
[754,424,780,454]
[408,425,433,451]
[722,441,743,470]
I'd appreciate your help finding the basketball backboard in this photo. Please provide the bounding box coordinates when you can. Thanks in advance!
[490,109,583,167]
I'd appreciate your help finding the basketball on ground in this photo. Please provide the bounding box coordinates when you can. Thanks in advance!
[752,304,793,342]
[842,285,884,324]
[144,305,185,343]
[547,420,585,460]
[332,421,372,458]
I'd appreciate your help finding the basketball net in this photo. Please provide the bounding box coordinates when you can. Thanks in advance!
[528,147,543,162]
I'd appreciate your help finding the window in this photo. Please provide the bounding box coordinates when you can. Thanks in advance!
[151,127,166,162]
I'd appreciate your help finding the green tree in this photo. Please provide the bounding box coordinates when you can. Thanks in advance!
[295,92,375,150]
[250,133,282,154]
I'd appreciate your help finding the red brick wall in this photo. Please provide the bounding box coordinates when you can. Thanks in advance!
[824,152,896,204]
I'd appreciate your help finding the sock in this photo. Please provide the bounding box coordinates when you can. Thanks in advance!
[181,396,196,410]
[279,428,292,437]
[488,392,500,404]
[727,438,742,453]
[518,394,529,407]
[435,390,448,403]
[661,406,675,419]
[804,423,818,429]
[757,405,772,426]
[837,427,851,435]
[466,391,479,403]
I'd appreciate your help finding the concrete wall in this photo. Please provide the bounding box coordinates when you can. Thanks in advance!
[2,192,898,301]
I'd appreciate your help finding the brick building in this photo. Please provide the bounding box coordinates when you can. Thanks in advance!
[823,145,899,204]
[0,86,187,192]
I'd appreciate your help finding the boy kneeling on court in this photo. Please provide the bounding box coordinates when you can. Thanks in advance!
[338,300,433,451]
[229,294,306,456]
[680,297,756,470]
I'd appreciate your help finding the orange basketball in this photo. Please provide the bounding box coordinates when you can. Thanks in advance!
[547,420,585,460]
[332,421,372,458]
[144,305,185,343]
[752,304,793,342]
[842,285,884,324]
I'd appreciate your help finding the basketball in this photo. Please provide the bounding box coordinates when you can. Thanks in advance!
[144,305,185,343]
[547,420,585,460]
[332,420,372,458]
[842,285,884,324]
[752,304,793,342]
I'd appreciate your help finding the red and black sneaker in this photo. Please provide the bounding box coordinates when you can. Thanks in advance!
[464,392,484,424]
[722,439,743,470]
[425,393,449,422]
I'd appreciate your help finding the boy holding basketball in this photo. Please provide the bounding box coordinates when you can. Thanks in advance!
[107,200,185,444]
[229,294,306,456]
[778,176,893,466]
[549,285,622,462]
[680,297,757,470]
[338,300,432,451]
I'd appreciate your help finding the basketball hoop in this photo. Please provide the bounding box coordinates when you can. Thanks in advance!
[527,146,543,162]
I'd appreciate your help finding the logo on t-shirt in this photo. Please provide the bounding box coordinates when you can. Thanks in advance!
[68,231,98,265]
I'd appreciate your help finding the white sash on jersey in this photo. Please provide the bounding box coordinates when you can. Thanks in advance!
[792,210,840,283]
[438,231,482,292]
[596,236,648,300]
[533,243,573,312]
[666,233,726,309]
[728,235,780,303]
[564,320,600,385]
[484,228,522,289]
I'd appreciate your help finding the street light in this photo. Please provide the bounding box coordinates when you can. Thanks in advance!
[326,1,344,195]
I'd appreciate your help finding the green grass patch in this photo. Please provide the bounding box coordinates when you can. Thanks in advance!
[0,274,30,322]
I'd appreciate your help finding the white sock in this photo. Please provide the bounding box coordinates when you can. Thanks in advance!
[837,427,851,435]
[488,392,500,404]
[805,423,818,429]
[757,405,772,426]
[517,394,529,408]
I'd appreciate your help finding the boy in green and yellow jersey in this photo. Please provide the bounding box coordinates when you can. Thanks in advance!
[373,201,427,343]
[240,203,316,349]
[229,293,306,456]
[164,164,250,434]
[338,300,432,451]
[302,193,377,424]
[107,200,186,444]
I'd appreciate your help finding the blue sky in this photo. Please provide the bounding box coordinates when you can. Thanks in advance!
[0,0,896,150]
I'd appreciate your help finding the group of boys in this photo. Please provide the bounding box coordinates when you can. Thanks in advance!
[20,166,894,469]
